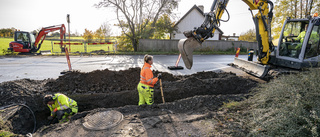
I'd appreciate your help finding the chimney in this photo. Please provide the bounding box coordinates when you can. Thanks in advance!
[198,5,204,12]
[233,33,236,36]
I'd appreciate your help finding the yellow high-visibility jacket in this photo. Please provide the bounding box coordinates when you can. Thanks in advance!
[47,93,77,116]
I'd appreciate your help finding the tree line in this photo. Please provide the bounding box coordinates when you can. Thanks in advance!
[82,22,113,42]
[0,28,16,37]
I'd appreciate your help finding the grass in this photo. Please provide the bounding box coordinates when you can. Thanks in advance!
[0,37,114,55]
[0,119,16,137]
[217,68,320,136]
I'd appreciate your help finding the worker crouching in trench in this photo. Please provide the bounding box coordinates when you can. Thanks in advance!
[137,54,162,106]
[43,93,78,124]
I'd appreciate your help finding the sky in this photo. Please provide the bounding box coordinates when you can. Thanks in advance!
[0,0,256,36]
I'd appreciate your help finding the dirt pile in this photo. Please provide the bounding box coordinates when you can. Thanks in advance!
[0,68,258,136]
[45,68,178,94]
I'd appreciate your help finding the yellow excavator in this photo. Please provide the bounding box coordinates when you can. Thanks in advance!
[178,0,320,78]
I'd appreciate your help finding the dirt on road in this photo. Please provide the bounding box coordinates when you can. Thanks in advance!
[0,68,258,136]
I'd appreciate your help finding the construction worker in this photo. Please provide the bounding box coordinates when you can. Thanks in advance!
[43,93,78,123]
[294,24,319,50]
[137,54,161,106]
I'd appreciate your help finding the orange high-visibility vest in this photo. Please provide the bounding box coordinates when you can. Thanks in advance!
[140,63,158,87]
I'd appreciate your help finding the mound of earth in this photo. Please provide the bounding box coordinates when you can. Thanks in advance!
[0,68,258,136]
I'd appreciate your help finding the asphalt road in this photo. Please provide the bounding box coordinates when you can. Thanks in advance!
[0,55,251,83]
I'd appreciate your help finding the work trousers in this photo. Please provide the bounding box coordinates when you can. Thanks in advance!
[137,83,154,105]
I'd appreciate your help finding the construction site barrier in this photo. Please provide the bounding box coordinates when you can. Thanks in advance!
[49,39,117,54]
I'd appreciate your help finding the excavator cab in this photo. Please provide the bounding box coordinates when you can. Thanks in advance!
[273,17,320,69]
[14,32,36,49]
[8,31,36,53]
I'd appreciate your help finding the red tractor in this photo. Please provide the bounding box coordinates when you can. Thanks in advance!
[8,24,66,53]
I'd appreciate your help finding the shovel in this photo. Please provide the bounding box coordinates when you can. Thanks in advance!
[159,79,165,103]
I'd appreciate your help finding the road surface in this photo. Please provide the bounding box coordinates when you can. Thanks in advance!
[0,55,253,83]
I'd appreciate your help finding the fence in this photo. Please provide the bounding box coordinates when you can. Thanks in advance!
[49,39,117,54]
[138,39,258,52]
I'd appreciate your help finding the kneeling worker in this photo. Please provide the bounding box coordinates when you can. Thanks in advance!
[137,54,161,106]
[43,93,78,123]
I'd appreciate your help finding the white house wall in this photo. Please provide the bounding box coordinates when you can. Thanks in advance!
[173,8,220,40]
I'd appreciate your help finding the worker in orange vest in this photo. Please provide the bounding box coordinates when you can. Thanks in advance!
[137,54,162,106]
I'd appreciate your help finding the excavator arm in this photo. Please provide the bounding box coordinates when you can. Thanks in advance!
[33,24,66,52]
[179,0,274,73]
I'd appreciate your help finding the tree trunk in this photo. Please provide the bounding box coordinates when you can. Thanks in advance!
[131,38,138,52]
[294,0,298,18]
[306,0,309,17]
[300,0,303,18]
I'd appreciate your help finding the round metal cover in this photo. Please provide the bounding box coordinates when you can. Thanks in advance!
[83,110,123,130]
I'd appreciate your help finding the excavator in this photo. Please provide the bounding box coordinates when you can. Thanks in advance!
[8,24,66,53]
[178,0,320,78]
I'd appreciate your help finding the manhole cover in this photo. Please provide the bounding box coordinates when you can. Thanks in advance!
[83,110,123,130]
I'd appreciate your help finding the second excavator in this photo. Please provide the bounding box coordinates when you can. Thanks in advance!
[178,0,320,78]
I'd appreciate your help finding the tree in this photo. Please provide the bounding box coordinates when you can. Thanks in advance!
[50,32,60,37]
[152,14,176,39]
[82,29,94,42]
[0,28,15,37]
[95,27,104,42]
[100,22,112,39]
[96,0,178,51]
[239,29,257,42]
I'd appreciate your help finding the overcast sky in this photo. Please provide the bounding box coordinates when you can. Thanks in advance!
[0,0,255,36]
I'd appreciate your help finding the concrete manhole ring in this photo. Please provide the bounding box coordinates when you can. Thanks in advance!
[83,110,123,130]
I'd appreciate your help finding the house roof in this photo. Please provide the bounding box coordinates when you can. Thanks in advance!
[174,5,224,34]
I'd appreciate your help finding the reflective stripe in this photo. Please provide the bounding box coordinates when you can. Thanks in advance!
[149,79,153,84]
[61,105,69,110]
[68,98,74,104]
[144,67,149,70]
[56,95,62,106]
[146,78,152,82]
[140,75,146,79]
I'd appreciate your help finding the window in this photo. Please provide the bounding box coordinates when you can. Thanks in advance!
[305,25,320,58]
[16,32,29,42]
[279,21,308,58]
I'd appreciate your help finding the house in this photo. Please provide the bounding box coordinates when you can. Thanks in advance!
[221,33,240,41]
[171,5,223,40]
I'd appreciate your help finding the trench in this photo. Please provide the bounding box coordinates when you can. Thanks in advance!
[0,68,258,135]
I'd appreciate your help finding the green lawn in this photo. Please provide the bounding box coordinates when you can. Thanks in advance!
[0,37,115,55]
[0,38,13,55]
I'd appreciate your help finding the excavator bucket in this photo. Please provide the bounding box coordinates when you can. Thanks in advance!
[232,57,270,78]
[178,37,202,69]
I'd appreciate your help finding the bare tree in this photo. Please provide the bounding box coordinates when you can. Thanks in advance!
[100,22,113,39]
[96,0,178,51]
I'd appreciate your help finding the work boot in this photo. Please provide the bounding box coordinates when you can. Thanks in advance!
[138,104,147,108]
[148,104,159,109]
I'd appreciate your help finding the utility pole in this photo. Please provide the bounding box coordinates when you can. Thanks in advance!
[67,14,71,52]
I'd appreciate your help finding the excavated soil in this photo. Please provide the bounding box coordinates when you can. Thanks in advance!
[0,68,258,136]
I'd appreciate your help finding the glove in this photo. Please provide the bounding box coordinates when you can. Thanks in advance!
[157,73,162,80]
[53,108,58,112]
[47,116,54,120]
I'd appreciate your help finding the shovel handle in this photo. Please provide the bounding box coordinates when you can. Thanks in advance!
[160,79,165,103]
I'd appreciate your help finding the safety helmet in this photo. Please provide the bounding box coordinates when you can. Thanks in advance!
[43,94,54,104]
[144,54,153,63]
